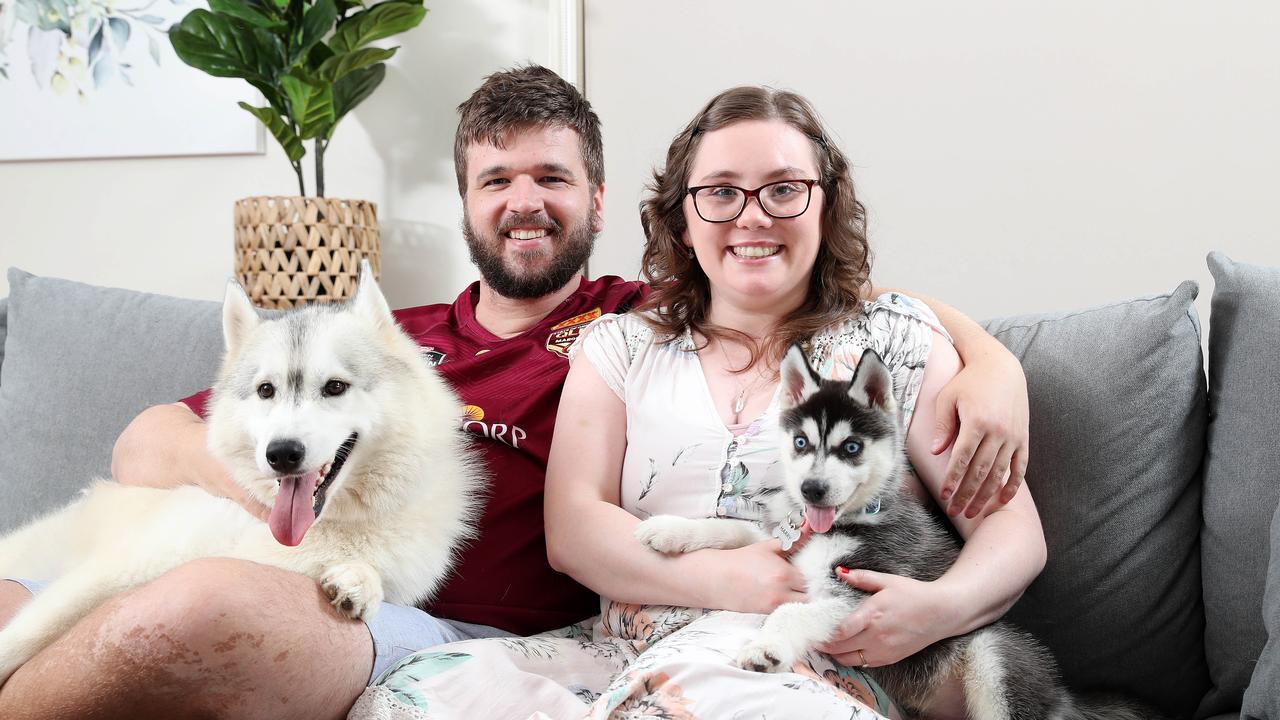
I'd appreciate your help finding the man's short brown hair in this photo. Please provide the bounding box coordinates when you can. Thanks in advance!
[454,64,604,195]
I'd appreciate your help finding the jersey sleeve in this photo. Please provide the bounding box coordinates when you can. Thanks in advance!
[179,387,212,419]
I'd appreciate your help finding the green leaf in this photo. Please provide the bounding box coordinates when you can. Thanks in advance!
[296,0,337,58]
[281,72,336,138]
[239,101,306,162]
[328,2,424,54]
[316,46,394,82]
[331,61,384,124]
[207,0,286,29]
[169,9,285,82]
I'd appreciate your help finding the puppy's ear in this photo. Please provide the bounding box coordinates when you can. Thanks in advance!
[352,260,395,331]
[222,279,260,356]
[780,343,820,408]
[849,349,896,413]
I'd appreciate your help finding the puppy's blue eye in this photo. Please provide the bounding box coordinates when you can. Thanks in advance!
[793,436,808,451]
[843,441,862,456]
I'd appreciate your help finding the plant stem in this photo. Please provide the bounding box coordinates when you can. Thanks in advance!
[292,160,305,196]
[315,138,326,198]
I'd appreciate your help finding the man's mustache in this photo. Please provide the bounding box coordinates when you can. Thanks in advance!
[496,213,561,235]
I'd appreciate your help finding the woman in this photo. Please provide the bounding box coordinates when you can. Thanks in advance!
[355,87,1046,719]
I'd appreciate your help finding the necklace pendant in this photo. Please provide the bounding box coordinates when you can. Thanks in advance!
[732,395,746,415]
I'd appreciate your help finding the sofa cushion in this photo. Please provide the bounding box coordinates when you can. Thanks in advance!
[1242,500,1280,720]
[1201,252,1280,718]
[0,268,223,532]
[982,281,1209,718]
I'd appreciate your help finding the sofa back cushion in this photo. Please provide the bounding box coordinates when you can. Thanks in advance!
[1201,252,1280,718]
[0,269,223,532]
[983,281,1209,718]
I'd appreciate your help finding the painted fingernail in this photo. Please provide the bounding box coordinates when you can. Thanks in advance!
[941,487,952,500]
[837,566,849,574]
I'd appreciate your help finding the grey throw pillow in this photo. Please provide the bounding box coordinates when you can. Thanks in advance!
[983,281,1209,718]
[0,296,8,384]
[0,269,223,532]
[1201,252,1280,718]
[1242,501,1280,720]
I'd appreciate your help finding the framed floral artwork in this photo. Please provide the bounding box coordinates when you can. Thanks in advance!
[0,0,263,160]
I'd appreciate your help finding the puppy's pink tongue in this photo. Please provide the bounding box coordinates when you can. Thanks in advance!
[806,505,837,534]
[268,470,322,546]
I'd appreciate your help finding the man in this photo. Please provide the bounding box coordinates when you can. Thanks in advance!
[0,65,1027,719]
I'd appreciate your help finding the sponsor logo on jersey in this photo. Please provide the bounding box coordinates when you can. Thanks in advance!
[460,404,527,449]
[420,346,447,367]
[545,307,602,358]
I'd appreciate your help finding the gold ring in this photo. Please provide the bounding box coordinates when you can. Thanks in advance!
[857,649,868,667]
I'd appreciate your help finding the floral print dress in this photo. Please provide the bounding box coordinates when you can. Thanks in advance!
[348,294,947,720]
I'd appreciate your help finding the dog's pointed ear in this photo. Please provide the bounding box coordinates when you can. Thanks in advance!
[780,343,821,408]
[352,260,394,329]
[849,349,896,413]
[222,279,260,356]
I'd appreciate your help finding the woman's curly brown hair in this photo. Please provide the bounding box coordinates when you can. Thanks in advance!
[637,86,873,370]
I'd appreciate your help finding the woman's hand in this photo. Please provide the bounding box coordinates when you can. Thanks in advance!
[930,350,1030,519]
[815,568,959,667]
[715,539,809,614]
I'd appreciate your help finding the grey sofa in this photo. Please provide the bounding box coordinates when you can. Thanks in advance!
[0,253,1276,720]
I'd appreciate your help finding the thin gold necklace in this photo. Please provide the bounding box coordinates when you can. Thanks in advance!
[718,339,770,424]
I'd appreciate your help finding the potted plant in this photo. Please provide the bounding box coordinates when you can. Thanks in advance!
[169,0,427,307]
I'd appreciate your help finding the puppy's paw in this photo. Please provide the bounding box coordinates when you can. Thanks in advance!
[634,516,714,554]
[320,562,384,620]
[737,637,794,673]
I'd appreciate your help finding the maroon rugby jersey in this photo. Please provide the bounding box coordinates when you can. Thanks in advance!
[183,275,647,635]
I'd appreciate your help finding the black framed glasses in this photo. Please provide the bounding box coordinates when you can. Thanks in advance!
[686,179,819,223]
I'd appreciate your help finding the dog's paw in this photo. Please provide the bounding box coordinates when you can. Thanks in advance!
[320,562,384,620]
[737,638,795,673]
[634,516,712,554]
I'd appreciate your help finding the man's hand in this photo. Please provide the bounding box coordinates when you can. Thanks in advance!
[816,568,958,667]
[112,403,270,522]
[932,355,1029,518]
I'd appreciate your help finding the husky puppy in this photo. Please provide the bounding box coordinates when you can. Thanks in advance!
[0,264,482,685]
[636,345,1154,720]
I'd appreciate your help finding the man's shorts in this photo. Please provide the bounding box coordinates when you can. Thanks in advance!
[3,578,509,684]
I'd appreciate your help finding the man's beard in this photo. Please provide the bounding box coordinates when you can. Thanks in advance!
[463,210,598,300]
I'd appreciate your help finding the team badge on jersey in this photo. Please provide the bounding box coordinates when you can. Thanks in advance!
[420,346,447,367]
[545,308,602,358]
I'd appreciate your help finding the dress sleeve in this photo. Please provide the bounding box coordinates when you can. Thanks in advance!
[818,292,951,429]
[566,313,636,401]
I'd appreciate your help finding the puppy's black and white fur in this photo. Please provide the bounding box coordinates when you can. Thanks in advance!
[636,345,1155,720]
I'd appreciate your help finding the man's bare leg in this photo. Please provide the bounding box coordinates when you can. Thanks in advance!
[0,581,33,628]
[0,558,373,720]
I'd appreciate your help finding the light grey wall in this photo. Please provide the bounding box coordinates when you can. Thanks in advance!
[0,0,561,308]
[584,1,1280,323]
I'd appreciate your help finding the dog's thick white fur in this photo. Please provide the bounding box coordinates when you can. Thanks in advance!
[0,265,482,685]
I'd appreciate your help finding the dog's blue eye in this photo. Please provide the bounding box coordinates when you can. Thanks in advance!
[793,436,808,451]
[257,383,275,400]
[843,441,862,456]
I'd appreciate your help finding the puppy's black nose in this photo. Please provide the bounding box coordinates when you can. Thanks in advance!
[800,479,827,504]
[265,439,306,473]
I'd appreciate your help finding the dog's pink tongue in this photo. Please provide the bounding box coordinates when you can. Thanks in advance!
[806,505,837,534]
[268,471,322,547]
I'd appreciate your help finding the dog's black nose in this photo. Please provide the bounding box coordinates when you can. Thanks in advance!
[265,439,306,473]
[800,479,827,504]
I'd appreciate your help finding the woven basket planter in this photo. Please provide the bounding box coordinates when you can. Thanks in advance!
[234,196,381,308]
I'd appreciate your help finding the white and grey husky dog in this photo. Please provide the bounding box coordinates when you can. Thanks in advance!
[636,345,1155,720]
[0,264,481,684]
